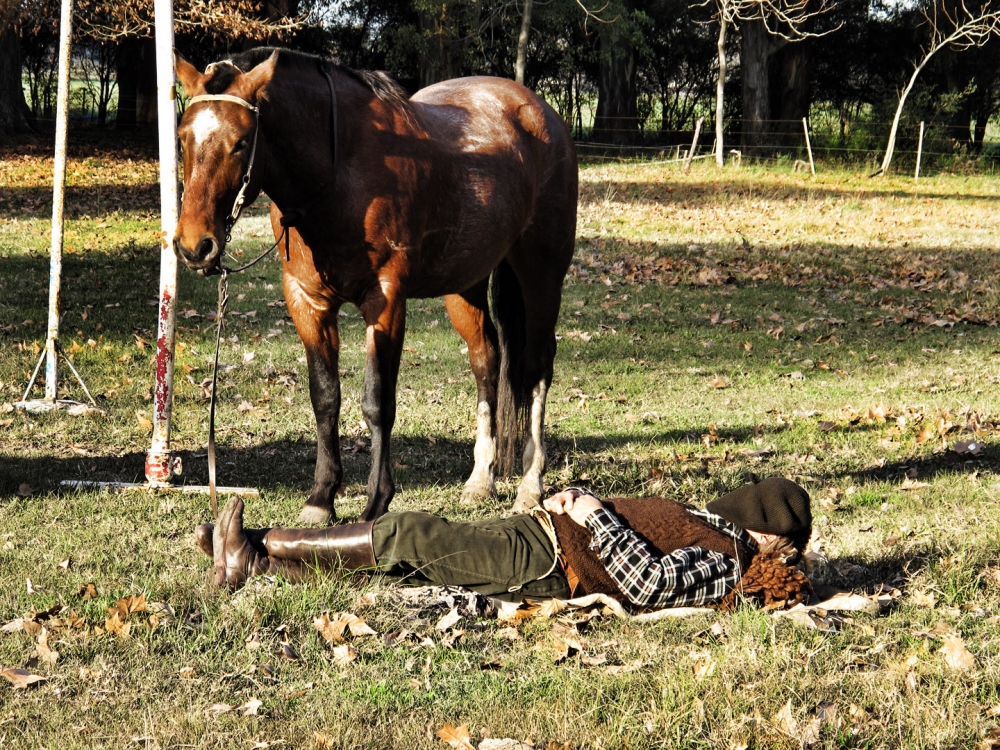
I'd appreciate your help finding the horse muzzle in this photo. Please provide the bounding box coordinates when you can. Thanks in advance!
[174,234,223,275]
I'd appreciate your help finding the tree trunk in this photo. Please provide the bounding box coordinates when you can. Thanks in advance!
[515,0,533,85]
[740,18,784,154]
[116,37,139,128]
[715,16,727,167]
[116,37,156,128]
[0,20,34,135]
[592,28,638,144]
[135,37,156,125]
[772,40,810,146]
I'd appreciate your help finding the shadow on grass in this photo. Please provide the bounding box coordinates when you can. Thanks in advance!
[579,178,1000,206]
[3,431,993,505]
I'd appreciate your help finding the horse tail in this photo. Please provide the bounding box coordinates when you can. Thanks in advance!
[491,258,528,477]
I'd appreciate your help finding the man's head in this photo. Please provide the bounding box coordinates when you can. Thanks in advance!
[707,477,812,552]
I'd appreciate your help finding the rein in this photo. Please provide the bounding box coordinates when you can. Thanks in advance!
[190,62,340,517]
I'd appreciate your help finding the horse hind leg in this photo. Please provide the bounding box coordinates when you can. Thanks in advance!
[445,285,499,503]
[505,245,571,514]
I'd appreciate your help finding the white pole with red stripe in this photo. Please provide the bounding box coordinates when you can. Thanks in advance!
[147,0,181,485]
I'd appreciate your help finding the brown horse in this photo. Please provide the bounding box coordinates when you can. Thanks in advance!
[173,48,577,524]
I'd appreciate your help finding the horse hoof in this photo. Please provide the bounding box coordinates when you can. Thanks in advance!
[297,506,334,525]
[510,488,541,513]
[460,482,495,505]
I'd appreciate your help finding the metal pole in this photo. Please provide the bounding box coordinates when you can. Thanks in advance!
[802,117,815,176]
[147,0,182,485]
[915,121,925,180]
[45,0,73,401]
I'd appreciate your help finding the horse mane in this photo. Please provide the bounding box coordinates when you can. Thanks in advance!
[202,47,413,115]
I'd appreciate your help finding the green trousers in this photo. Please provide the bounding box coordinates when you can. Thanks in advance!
[371,511,571,602]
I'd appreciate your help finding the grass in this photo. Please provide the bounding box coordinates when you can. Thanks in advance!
[2,133,1000,748]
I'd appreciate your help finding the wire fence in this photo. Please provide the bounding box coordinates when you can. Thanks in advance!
[570,115,1000,173]
[25,92,1000,175]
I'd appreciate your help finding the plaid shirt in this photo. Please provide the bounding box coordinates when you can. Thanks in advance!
[584,502,758,609]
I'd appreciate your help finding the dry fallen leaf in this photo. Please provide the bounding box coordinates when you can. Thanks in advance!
[709,375,728,389]
[912,591,937,608]
[940,634,976,671]
[78,582,98,600]
[953,440,983,455]
[314,612,377,645]
[238,698,263,716]
[435,607,463,632]
[436,723,476,750]
[332,643,356,666]
[771,699,798,737]
[35,628,59,664]
[0,667,47,689]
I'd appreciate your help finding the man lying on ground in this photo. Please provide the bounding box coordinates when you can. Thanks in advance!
[197,477,814,612]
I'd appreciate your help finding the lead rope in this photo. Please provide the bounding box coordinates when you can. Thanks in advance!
[207,271,229,519]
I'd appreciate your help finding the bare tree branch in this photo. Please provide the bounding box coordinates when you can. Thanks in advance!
[696,0,840,167]
[880,0,1000,174]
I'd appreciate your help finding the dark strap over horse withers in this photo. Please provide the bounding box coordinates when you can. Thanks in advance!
[199,61,339,518]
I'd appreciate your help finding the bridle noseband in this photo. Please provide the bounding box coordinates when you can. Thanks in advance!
[187,93,261,243]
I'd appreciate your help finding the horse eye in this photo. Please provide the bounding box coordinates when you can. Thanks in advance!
[234,138,249,154]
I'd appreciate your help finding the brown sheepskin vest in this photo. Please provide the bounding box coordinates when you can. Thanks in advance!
[549,497,754,604]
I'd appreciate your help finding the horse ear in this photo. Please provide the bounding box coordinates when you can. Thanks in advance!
[241,51,279,98]
[175,50,207,97]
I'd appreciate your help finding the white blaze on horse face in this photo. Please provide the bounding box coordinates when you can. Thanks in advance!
[191,108,222,146]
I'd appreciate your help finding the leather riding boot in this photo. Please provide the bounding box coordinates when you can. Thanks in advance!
[263,522,376,571]
[212,498,271,589]
[194,523,270,559]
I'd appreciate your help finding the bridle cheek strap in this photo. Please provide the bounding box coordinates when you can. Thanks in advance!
[188,94,261,236]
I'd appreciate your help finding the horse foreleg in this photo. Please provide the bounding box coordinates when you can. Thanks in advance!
[359,294,406,522]
[445,285,499,504]
[299,341,343,524]
[285,281,343,525]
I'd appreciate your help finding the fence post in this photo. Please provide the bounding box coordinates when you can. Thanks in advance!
[684,118,703,171]
[915,121,925,180]
[802,117,815,176]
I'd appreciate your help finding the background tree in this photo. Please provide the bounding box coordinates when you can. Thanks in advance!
[880,0,1000,173]
[0,0,38,135]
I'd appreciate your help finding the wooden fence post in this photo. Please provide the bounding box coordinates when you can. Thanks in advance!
[684,118,703,171]
[915,121,925,180]
[802,117,815,175]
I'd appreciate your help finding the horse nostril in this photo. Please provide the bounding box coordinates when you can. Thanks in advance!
[195,237,218,261]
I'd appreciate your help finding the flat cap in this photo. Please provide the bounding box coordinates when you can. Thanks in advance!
[706,477,811,536]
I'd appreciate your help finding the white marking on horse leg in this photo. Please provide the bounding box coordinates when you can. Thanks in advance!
[191,108,221,145]
[462,399,496,502]
[512,378,547,512]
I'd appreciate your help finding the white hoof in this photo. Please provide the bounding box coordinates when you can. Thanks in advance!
[460,480,496,505]
[297,505,334,525]
[511,485,541,513]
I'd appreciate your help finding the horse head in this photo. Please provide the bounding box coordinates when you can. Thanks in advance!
[174,51,277,275]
